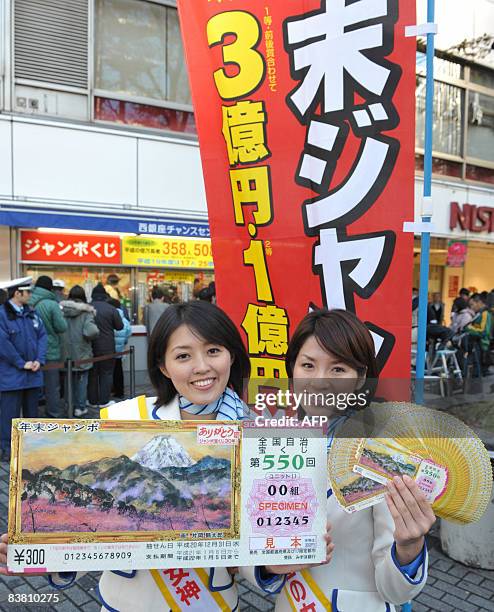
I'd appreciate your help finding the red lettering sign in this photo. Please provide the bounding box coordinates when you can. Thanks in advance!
[178,0,416,383]
[450,202,494,234]
[20,231,121,264]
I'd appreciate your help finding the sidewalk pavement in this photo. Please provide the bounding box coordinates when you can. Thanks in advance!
[1,458,493,611]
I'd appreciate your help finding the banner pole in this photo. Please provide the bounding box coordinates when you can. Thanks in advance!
[415,0,436,405]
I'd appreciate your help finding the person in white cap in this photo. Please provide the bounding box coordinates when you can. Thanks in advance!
[52,279,66,303]
[0,277,47,462]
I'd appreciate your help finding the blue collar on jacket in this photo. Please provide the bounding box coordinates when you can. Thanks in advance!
[4,300,34,320]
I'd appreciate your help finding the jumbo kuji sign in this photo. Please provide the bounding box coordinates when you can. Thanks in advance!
[177,0,416,387]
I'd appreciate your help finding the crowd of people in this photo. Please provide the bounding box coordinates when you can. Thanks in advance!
[0,275,133,462]
[412,287,494,376]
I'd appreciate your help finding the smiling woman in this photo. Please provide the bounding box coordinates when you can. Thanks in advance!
[148,301,250,415]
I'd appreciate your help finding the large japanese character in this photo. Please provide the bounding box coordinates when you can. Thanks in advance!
[104,242,118,258]
[24,239,41,255]
[90,243,102,258]
[242,304,288,356]
[284,0,400,121]
[176,579,201,605]
[229,167,273,231]
[222,101,270,166]
[247,358,289,406]
[73,241,89,257]
[163,568,189,588]
[302,132,399,231]
[42,242,55,257]
[57,241,72,256]
[313,227,394,311]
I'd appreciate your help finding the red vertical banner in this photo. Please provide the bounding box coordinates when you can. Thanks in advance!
[177,1,416,392]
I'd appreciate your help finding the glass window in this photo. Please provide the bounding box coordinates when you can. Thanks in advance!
[416,76,463,156]
[95,97,196,133]
[22,264,133,312]
[416,52,463,80]
[166,8,191,106]
[94,0,191,105]
[466,164,494,185]
[415,154,463,178]
[470,66,494,90]
[136,269,215,323]
[467,93,494,162]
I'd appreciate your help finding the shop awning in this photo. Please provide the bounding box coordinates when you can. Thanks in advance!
[0,204,210,238]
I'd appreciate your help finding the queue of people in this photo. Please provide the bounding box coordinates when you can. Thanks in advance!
[413,287,494,377]
[0,275,133,460]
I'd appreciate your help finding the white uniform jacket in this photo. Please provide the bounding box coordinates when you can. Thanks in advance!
[269,484,428,612]
[49,396,281,611]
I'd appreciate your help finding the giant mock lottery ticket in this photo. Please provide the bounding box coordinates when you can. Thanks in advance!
[8,419,327,573]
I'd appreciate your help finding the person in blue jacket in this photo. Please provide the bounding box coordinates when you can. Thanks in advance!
[0,277,47,462]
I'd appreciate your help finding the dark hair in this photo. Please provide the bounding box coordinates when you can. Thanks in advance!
[107,274,119,285]
[151,286,165,300]
[0,288,7,305]
[459,288,470,297]
[148,301,250,407]
[470,292,486,304]
[452,296,467,313]
[35,275,53,291]
[68,285,87,303]
[285,309,379,406]
[91,283,108,299]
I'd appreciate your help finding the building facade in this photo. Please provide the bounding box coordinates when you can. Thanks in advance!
[0,0,212,325]
[414,48,494,314]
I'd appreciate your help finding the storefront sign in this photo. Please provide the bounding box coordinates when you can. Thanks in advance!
[136,220,210,238]
[447,240,468,267]
[448,275,460,298]
[450,202,494,234]
[178,0,416,381]
[122,237,213,269]
[20,230,121,264]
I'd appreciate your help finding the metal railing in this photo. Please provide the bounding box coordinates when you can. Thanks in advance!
[41,346,136,418]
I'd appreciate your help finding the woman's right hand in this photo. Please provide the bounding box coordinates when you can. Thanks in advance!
[0,533,11,575]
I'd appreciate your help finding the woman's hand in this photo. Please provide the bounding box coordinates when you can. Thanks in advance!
[385,475,436,565]
[0,533,16,576]
[264,522,334,575]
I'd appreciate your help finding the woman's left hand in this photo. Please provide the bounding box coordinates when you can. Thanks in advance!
[385,475,436,566]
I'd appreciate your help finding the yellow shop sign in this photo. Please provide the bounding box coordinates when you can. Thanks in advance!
[122,237,213,269]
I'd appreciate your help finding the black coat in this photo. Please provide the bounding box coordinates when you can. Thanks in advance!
[427,303,444,325]
[91,296,124,356]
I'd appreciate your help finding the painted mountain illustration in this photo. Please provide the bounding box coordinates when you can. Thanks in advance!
[131,435,195,470]
[360,449,416,478]
[340,475,385,503]
[20,434,232,534]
